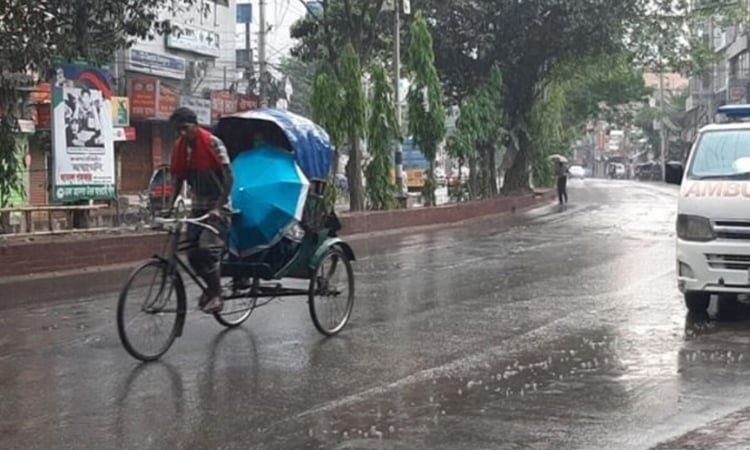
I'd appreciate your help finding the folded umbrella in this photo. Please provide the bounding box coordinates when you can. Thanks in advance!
[228,145,310,257]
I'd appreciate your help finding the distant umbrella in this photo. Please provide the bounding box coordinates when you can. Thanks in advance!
[547,154,569,163]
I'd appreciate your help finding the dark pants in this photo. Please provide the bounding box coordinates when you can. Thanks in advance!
[187,211,227,298]
[556,176,568,204]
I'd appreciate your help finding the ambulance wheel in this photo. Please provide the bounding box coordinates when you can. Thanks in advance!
[684,292,710,313]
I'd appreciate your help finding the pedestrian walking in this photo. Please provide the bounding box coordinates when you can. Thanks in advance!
[555,160,569,206]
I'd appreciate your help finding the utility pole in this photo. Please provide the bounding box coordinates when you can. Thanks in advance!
[393,0,406,207]
[245,17,254,95]
[707,17,715,124]
[258,0,268,106]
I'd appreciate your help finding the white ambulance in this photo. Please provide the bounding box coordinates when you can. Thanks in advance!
[670,105,750,313]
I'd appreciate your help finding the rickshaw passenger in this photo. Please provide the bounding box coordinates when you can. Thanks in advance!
[169,107,234,314]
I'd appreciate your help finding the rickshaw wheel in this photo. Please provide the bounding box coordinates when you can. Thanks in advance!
[214,277,258,328]
[309,247,355,336]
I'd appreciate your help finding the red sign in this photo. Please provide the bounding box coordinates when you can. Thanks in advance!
[157,83,180,120]
[35,104,51,128]
[30,83,51,104]
[114,126,137,142]
[129,78,158,119]
[129,78,181,120]
[237,94,259,112]
[211,91,238,120]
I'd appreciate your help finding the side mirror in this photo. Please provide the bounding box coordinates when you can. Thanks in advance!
[665,162,684,185]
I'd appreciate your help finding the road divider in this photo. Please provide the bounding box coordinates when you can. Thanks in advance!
[0,191,554,280]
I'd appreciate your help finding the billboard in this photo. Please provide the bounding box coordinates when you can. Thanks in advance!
[51,64,116,202]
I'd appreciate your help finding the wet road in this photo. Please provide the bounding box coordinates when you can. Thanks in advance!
[4,179,750,449]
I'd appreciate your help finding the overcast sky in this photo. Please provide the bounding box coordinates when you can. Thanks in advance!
[235,0,307,65]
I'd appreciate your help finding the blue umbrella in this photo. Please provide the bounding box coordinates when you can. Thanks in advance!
[228,145,310,257]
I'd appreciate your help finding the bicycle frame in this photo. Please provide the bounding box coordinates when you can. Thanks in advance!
[156,214,223,296]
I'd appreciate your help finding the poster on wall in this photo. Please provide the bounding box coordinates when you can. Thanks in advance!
[51,64,116,202]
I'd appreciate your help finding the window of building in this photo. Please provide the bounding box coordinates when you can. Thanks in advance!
[740,51,750,79]
[730,55,740,81]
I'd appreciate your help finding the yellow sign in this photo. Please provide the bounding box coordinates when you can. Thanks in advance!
[406,169,425,188]
[112,96,130,127]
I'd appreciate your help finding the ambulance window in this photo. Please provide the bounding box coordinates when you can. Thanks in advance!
[689,130,750,179]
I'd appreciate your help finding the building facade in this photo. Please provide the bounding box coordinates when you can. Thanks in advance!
[113,0,247,195]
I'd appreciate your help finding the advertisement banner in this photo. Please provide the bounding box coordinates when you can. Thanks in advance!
[211,91,238,121]
[51,64,116,202]
[127,48,186,80]
[166,24,221,57]
[112,96,130,126]
[180,96,212,125]
[129,78,158,119]
[237,94,259,112]
[157,83,180,120]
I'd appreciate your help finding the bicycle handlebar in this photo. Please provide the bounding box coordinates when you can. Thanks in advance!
[154,214,221,235]
[155,213,211,225]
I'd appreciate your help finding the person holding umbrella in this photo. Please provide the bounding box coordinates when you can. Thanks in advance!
[169,107,234,314]
[548,154,569,207]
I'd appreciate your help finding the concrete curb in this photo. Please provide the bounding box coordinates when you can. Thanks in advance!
[0,190,555,281]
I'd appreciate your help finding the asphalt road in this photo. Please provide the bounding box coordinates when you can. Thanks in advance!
[4,179,750,449]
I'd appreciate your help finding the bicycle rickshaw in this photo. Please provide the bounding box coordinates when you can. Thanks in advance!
[117,109,356,362]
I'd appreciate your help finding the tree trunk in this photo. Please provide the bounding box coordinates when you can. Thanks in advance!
[0,211,10,234]
[488,144,499,197]
[479,143,494,199]
[468,155,478,200]
[424,160,436,207]
[501,131,532,194]
[347,134,364,211]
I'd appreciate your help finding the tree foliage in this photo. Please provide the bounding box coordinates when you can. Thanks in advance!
[0,0,201,73]
[406,11,445,207]
[414,0,641,193]
[290,0,391,69]
[365,64,400,210]
[447,66,505,199]
[277,57,315,118]
[310,66,346,210]
[0,0,202,213]
[529,54,650,187]
[337,44,368,211]
[530,82,568,188]
[0,117,23,209]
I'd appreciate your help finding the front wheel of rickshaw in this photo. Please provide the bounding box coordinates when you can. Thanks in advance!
[117,259,187,361]
[309,247,355,336]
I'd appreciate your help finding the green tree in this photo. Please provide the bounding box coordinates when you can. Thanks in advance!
[413,0,731,193]
[338,44,368,211]
[291,0,391,68]
[366,64,400,210]
[449,66,505,199]
[406,11,446,207]
[277,57,315,117]
[310,66,346,210]
[529,54,650,187]
[0,0,199,222]
[1,0,201,72]
[529,81,568,188]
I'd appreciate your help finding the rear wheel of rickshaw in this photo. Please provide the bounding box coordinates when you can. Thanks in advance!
[214,277,259,328]
[117,259,187,361]
[309,247,355,336]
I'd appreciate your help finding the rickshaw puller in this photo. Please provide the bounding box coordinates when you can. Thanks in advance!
[168,107,234,314]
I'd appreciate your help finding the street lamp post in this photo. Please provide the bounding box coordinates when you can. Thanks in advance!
[393,0,406,208]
